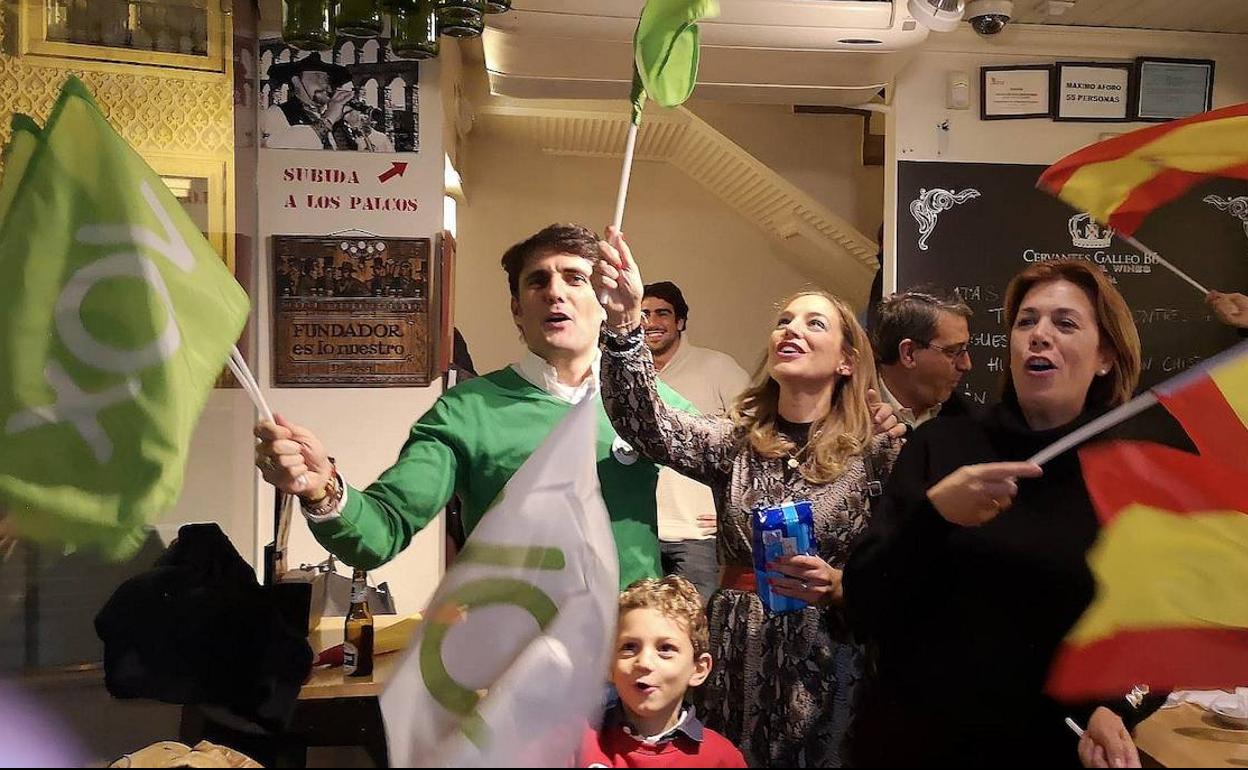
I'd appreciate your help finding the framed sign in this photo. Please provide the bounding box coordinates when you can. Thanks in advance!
[980,65,1052,120]
[18,0,226,72]
[259,37,420,153]
[1134,57,1215,122]
[1054,62,1133,122]
[272,235,440,386]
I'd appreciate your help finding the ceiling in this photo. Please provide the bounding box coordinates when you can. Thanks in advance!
[1010,0,1248,35]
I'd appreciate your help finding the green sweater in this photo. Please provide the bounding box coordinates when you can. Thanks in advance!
[309,366,694,588]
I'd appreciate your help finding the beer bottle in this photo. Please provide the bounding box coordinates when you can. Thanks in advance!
[343,568,374,677]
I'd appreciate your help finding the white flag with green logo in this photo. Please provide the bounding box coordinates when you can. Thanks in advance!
[380,396,620,767]
[0,77,250,559]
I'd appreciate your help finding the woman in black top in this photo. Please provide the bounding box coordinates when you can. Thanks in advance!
[845,260,1156,768]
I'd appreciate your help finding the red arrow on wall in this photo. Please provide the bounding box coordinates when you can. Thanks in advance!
[378,161,408,184]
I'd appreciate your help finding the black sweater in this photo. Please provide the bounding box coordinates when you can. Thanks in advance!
[844,399,1179,767]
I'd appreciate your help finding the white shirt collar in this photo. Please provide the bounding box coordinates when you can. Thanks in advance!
[511,349,600,405]
[879,376,941,429]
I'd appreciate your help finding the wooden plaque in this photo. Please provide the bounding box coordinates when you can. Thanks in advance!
[272,234,438,386]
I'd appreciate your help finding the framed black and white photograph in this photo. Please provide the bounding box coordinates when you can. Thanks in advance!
[259,37,420,153]
[1053,62,1133,122]
[980,65,1052,120]
[1134,57,1215,122]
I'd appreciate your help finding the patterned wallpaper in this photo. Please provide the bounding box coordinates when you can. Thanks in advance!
[0,5,234,172]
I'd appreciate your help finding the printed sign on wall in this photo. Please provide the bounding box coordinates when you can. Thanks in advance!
[1054,62,1132,122]
[272,235,439,386]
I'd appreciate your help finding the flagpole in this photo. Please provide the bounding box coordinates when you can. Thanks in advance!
[229,346,310,488]
[601,120,640,305]
[227,345,274,423]
[1027,392,1158,466]
[1118,233,1210,296]
[612,122,639,232]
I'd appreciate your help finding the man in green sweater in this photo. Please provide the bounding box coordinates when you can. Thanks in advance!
[254,224,693,588]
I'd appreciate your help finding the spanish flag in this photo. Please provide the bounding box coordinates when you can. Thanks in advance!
[1038,102,1248,237]
[1047,341,1248,701]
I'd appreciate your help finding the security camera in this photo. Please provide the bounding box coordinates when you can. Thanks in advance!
[966,0,1013,35]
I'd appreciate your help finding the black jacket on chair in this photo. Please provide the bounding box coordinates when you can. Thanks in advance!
[95,523,313,731]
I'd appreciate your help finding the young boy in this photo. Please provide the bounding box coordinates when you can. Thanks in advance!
[579,576,746,768]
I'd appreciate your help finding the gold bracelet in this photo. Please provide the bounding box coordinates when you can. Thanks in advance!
[301,470,342,518]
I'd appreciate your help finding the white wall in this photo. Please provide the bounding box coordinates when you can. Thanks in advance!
[250,64,448,614]
[455,122,821,375]
[883,25,1248,290]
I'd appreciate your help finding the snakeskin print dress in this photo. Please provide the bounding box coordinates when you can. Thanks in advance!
[601,339,900,768]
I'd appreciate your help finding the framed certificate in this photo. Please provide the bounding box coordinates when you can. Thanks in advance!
[1134,57,1215,121]
[1054,62,1133,122]
[980,65,1052,120]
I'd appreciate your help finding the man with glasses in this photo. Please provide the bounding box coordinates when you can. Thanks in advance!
[871,289,974,431]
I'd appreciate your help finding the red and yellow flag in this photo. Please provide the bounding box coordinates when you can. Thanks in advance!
[1038,102,1248,236]
[1047,342,1248,701]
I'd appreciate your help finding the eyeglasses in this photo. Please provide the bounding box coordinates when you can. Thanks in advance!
[923,341,971,360]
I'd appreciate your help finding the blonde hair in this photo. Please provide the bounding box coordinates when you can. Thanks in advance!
[1001,260,1141,409]
[619,576,709,657]
[731,290,878,485]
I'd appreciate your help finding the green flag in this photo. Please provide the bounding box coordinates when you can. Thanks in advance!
[0,114,42,227]
[0,77,250,558]
[630,0,719,124]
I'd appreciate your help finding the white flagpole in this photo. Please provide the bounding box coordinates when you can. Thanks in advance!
[226,345,273,422]
[601,121,640,305]
[612,122,639,232]
[229,346,309,488]
[1118,233,1210,296]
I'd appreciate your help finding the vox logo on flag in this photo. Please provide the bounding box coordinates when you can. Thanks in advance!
[0,77,249,558]
[380,398,619,767]
[6,182,199,463]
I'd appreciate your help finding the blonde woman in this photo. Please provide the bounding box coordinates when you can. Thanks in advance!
[594,229,902,768]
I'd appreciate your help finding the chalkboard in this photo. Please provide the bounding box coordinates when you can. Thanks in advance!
[896,161,1248,409]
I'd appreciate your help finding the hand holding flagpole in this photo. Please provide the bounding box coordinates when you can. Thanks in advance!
[228,347,311,490]
[602,0,719,305]
[602,113,640,305]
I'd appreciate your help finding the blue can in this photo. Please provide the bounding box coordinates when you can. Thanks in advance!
[751,500,817,614]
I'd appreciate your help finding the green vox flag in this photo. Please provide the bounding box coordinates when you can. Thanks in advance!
[0,77,250,558]
[630,0,719,125]
[0,114,42,227]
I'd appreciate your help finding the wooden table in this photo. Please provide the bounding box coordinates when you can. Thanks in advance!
[298,615,411,700]
[181,615,417,767]
[1135,703,1248,767]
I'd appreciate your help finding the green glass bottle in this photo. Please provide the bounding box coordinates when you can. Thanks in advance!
[334,0,384,38]
[435,0,484,38]
[283,0,334,51]
[390,0,439,60]
[484,0,511,13]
